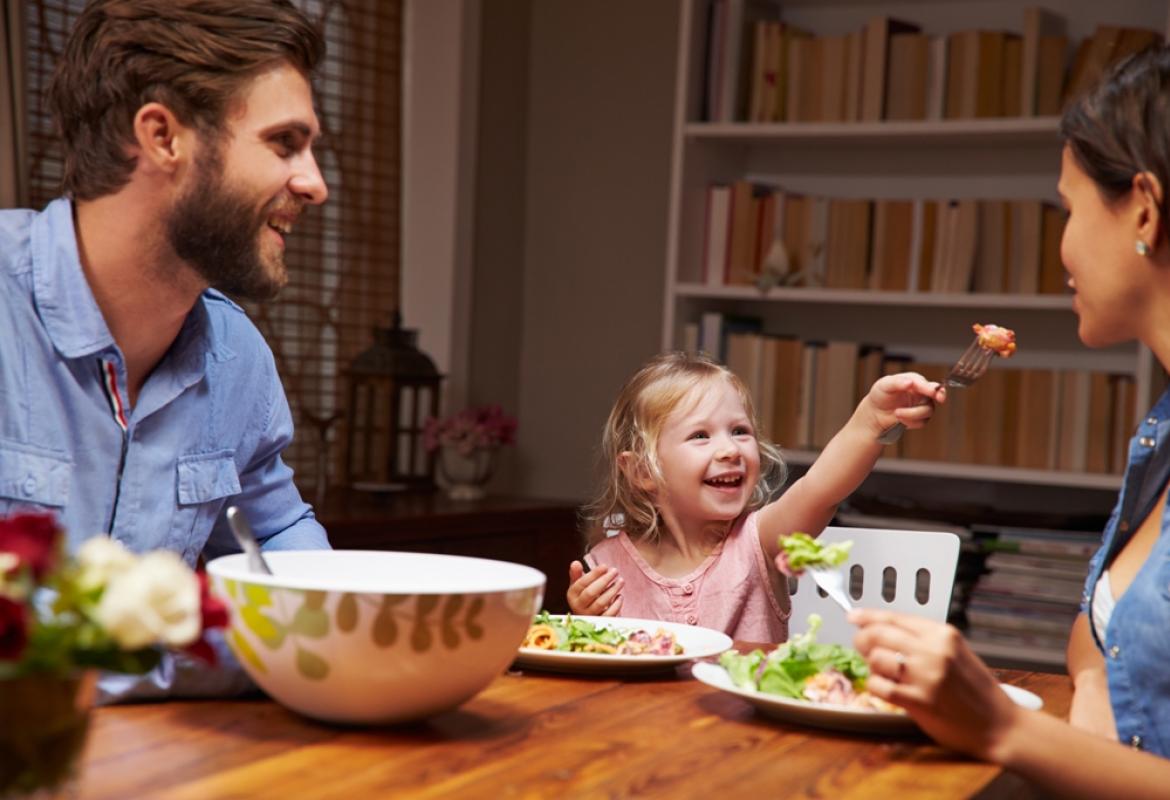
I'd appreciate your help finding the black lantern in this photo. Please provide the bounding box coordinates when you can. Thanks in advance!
[343,315,443,491]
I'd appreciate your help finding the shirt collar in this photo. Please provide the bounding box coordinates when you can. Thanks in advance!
[30,197,236,366]
[32,198,114,359]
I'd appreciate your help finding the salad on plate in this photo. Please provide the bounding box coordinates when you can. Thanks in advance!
[718,614,900,713]
[523,611,683,656]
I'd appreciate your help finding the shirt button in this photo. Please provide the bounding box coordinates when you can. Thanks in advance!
[21,476,37,497]
[1140,436,1156,447]
[1146,417,1158,425]
[1131,735,1143,749]
[1109,645,1121,658]
[685,614,698,624]
[683,583,694,595]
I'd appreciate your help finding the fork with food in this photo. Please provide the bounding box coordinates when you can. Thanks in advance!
[877,322,1017,445]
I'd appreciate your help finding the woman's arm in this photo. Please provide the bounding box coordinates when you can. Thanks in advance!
[1065,612,1117,738]
[756,373,942,559]
[851,608,1168,800]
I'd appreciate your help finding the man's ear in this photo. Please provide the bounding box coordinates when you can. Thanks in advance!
[132,102,192,176]
[617,451,656,493]
[1133,171,1164,250]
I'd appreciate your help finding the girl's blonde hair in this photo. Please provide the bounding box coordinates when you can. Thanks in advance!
[581,351,787,547]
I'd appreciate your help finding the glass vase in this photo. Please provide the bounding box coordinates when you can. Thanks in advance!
[0,671,96,799]
[437,445,496,501]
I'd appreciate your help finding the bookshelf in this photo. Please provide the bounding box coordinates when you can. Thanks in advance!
[663,0,1170,492]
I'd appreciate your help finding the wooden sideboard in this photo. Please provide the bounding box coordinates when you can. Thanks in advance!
[314,489,581,613]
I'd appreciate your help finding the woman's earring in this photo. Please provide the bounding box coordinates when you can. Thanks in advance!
[1136,240,1151,256]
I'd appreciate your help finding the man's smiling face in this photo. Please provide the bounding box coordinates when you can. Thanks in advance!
[167,62,328,301]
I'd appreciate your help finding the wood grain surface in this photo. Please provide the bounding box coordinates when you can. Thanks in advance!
[77,663,1070,799]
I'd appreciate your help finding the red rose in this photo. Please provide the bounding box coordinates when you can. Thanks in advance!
[182,571,229,666]
[0,513,61,580]
[0,595,29,660]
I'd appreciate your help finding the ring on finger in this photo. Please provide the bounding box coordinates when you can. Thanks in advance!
[894,650,907,681]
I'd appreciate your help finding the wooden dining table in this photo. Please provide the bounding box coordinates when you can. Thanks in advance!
[76,656,1069,799]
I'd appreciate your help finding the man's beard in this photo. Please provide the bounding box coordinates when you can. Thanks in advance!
[166,147,287,303]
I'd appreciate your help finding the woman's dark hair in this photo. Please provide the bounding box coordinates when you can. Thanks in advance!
[49,0,325,200]
[1060,43,1170,225]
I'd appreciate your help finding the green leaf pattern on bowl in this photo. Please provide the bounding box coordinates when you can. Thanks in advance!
[225,582,502,682]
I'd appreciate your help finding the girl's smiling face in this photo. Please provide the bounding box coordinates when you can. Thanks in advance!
[653,377,760,534]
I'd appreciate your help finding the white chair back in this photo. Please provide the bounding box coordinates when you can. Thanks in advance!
[788,526,962,646]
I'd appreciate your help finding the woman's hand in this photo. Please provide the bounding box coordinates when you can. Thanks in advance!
[567,561,624,616]
[849,608,1022,762]
[863,372,945,435]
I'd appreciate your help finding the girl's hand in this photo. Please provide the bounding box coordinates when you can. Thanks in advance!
[567,561,624,616]
[863,372,945,435]
[849,608,1022,762]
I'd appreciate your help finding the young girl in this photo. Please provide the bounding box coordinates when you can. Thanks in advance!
[566,350,943,641]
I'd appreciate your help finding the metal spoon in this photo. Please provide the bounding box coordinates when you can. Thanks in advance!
[226,505,274,575]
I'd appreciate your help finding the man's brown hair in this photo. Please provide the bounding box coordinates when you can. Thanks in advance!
[49,0,325,200]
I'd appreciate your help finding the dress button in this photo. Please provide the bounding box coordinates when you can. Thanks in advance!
[21,476,37,497]
[1147,417,1158,425]
[1131,735,1143,749]
[1109,645,1121,658]
[1140,436,1156,447]
[683,583,694,595]
[685,614,698,625]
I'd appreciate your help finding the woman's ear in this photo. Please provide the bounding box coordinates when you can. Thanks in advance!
[1133,171,1164,250]
[617,451,657,493]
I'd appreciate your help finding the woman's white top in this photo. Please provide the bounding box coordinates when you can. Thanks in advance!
[1091,569,1116,642]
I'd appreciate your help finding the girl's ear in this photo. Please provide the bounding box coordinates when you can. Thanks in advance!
[1133,171,1164,250]
[617,450,656,493]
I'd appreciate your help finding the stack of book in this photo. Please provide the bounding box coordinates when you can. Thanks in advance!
[699,186,1066,296]
[702,3,1162,124]
[963,525,1101,668]
[688,318,1137,476]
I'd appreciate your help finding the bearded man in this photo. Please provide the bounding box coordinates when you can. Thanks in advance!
[0,0,331,700]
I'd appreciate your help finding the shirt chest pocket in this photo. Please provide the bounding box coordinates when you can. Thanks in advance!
[172,451,240,559]
[0,442,71,513]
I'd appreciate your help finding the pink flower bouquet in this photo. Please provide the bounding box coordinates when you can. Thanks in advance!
[423,404,518,457]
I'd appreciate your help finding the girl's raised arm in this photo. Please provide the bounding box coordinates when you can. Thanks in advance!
[756,372,942,559]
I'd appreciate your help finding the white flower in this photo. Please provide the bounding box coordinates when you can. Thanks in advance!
[76,535,137,592]
[94,550,201,649]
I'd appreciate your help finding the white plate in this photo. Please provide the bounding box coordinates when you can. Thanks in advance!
[692,662,1044,734]
[514,615,733,674]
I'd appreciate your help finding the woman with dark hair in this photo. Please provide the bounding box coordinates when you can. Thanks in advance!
[849,45,1170,799]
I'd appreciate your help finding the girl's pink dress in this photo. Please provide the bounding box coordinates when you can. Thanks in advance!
[586,511,790,642]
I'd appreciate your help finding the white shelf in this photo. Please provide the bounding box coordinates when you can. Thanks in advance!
[685,117,1061,147]
[780,449,1123,491]
[665,0,1164,497]
[674,284,1074,311]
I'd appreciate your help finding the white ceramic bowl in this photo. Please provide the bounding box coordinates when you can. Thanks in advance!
[207,550,545,724]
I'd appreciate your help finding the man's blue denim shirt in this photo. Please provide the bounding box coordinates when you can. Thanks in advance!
[1,198,329,698]
[1082,385,1170,757]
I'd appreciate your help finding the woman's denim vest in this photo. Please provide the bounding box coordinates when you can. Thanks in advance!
[1082,387,1170,756]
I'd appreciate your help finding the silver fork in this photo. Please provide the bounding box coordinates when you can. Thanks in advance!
[877,335,997,445]
[809,567,853,612]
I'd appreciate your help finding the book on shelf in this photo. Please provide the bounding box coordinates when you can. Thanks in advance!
[885,32,930,121]
[698,186,1067,295]
[1020,7,1066,117]
[711,5,1162,128]
[681,325,1135,476]
[861,16,921,122]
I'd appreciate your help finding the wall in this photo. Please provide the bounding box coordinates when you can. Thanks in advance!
[480,1,680,500]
